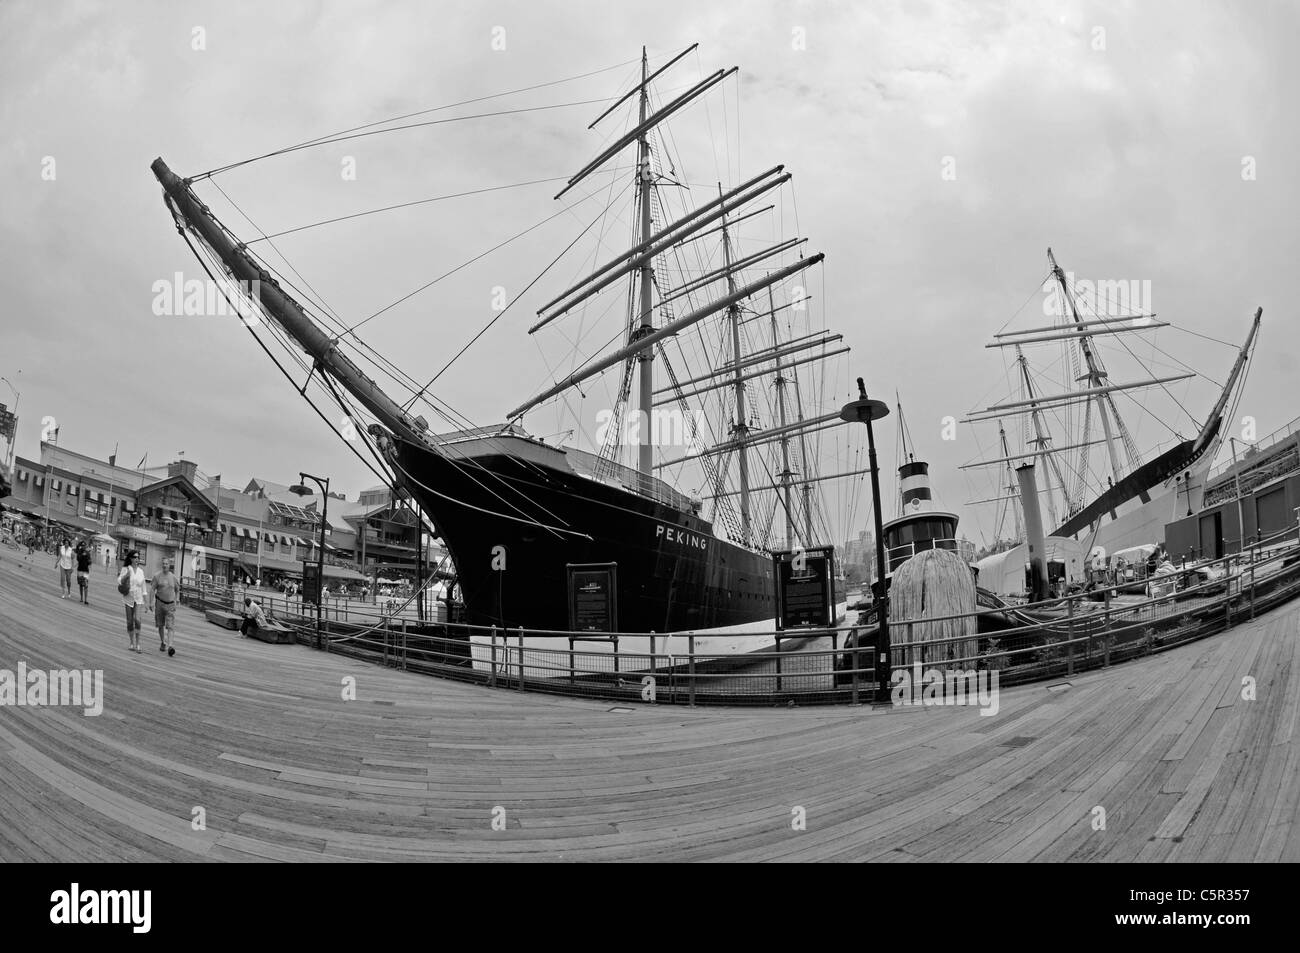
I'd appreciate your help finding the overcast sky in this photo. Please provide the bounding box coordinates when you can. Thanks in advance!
[2,0,1295,547]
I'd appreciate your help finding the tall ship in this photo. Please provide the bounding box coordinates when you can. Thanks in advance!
[150,45,862,644]
[962,249,1261,558]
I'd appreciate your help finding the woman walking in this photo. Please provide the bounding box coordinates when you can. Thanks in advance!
[118,549,147,653]
[55,537,74,598]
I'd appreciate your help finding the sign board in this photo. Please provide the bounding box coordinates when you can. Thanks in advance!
[773,545,836,630]
[0,405,15,441]
[301,562,322,605]
[567,562,617,633]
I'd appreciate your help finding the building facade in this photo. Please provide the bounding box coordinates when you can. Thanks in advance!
[3,442,443,589]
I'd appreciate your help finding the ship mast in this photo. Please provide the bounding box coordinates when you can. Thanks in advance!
[1048,247,1129,483]
[792,374,814,546]
[721,190,751,540]
[151,159,430,450]
[999,420,1022,542]
[1016,346,1067,527]
[894,392,914,517]
[768,284,795,548]
[634,47,656,479]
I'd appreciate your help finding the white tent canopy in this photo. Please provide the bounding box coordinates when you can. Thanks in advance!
[975,536,1087,598]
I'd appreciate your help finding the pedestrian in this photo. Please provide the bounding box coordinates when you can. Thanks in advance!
[151,557,180,656]
[74,541,92,604]
[55,536,74,598]
[117,549,147,653]
[240,596,267,638]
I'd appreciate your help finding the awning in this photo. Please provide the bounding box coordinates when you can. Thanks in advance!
[323,564,368,582]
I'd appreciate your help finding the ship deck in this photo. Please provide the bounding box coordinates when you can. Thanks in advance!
[1,548,1297,861]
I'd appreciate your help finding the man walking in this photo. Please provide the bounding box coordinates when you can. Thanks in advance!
[151,558,180,656]
[118,549,147,653]
[55,537,74,598]
[74,540,92,604]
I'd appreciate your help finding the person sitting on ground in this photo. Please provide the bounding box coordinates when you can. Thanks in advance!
[240,596,267,638]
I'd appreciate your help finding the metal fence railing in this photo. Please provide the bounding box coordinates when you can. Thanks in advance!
[179,534,1300,708]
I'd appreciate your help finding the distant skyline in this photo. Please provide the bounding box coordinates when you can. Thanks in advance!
[2,0,1296,548]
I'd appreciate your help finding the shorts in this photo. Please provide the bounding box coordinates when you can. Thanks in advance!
[60,567,73,586]
[77,571,89,586]
[156,602,176,630]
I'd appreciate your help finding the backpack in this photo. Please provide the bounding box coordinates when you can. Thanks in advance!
[117,570,133,596]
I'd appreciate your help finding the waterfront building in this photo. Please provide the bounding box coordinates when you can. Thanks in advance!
[1,441,440,589]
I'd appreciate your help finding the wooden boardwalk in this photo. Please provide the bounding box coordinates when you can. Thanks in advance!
[0,550,1297,861]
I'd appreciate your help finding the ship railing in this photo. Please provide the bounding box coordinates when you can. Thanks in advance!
[1207,412,1300,485]
[564,445,697,512]
[886,537,960,573]
[179,533,1300,707]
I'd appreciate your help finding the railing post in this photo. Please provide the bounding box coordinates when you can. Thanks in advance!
[1249,557,1256,619]
[1066,594,1075,677]
[517,628,525,690]
[850,632,860,705]
[489,625,497,688]
[775,635,783,693]
[688,635,696,707]
[1103,588,1112,668]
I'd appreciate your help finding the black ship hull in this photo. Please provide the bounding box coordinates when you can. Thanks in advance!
[388,437,776,633]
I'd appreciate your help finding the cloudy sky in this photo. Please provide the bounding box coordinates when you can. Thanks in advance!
[2,0,1295,547]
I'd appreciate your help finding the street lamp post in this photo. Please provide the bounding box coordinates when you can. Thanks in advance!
[840,377,891,704]
[0,374,19,474]
[177,505,201,584]
[1228,437,1248,551]
[291,473,330,650]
